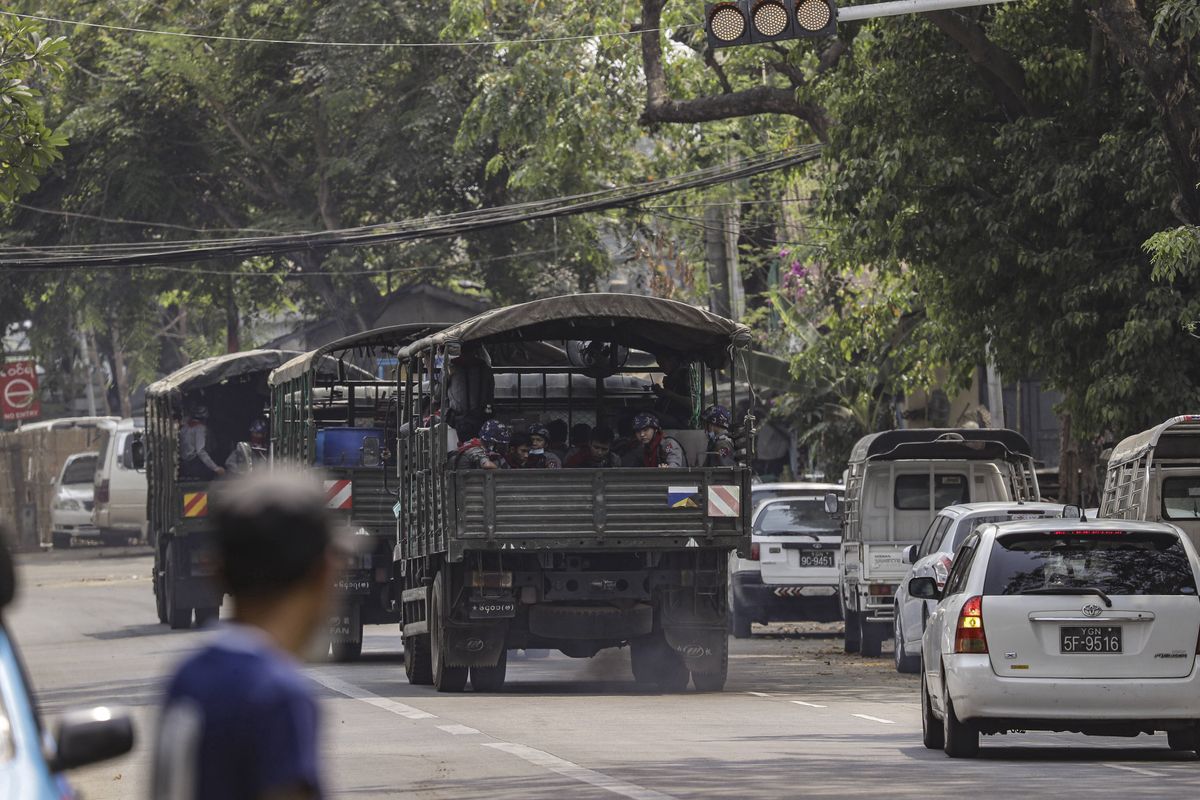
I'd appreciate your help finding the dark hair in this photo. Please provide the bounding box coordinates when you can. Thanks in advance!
[211,470,334,599]
[570,422,592,446]
[591,425,614,444]
[547,418,569,444]
[509,432,532,449]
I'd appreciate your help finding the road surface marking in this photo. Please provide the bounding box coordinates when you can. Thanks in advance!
[1102,763,1164,778]
[852,714,896,724]
[791,700,827,708]
[746,691,772,697]
[306,671,436,720]
[438,724,481,735]
[483,742,677,800]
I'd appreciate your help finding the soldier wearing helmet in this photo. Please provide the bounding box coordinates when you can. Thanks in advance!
[180,404,224,480]
[623,412,685,468]
[701,405,736,468]
[525,423,562,469]
[449,419,509,470]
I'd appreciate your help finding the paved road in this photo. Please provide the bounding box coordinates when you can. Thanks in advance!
[8,550,1198,798]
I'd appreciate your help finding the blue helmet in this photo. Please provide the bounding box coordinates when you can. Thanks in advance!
[479,419,510,447]
[701,404,732,429]
[632,412,660,433]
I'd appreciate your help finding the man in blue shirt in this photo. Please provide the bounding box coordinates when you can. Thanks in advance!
[152,470,342,800]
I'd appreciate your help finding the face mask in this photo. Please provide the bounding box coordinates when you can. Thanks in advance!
[530,448,544,455]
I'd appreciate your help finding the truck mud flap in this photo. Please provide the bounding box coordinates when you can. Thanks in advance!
[444,621,508,668]
[527,603,653,640]
[330,603,362,645]
[663,624,727,674]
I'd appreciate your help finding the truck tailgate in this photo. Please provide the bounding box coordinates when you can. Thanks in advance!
[860,543,913,581]
[452,468,750,551]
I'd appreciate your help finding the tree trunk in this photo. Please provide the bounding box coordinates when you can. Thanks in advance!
[107,315,133,419]
[85,330,113,416]
[1057,410,1102,507]
[225,275,240,354]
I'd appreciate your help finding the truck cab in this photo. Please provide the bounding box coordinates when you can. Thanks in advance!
[835,428,1039,657]
[1101,415,1200,547]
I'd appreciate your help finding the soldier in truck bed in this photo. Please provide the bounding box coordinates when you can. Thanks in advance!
[449,419,509,470]
[623,412,685,468]
[700,405,736,468]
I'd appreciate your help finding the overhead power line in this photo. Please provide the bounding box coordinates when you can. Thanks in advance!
[0,146,824,272]
[0,10,694,49]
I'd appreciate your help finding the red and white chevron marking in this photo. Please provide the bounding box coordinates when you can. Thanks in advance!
[325,479,353,510]
[707,485,741,518]
[773,587,807,598]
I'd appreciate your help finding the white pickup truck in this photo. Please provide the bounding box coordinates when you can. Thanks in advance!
[1101,415,1200,547]
[826,428,1040,657]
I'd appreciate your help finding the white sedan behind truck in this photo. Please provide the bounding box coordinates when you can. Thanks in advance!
[912,519,1200,758]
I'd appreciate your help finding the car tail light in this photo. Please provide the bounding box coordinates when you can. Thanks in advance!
[95,479,110,504]
[933,555,953,590]
[750,542,760,561]
[954,595,988,654]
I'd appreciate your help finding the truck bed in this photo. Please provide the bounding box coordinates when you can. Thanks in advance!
[404,468,750,560]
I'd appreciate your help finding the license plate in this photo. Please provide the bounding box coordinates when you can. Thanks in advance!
[798,551,834,568]
[1060,626,1122,654]
[469,600,516,619]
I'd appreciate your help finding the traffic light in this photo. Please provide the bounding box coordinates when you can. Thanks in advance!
[705,0,836,49]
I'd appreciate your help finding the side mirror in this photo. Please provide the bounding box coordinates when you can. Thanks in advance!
[908,576,942,601]
[903,544,917,564]
[48,707,134,772]
[126,433,146,472]
[823,492,841,516]
[1062,504,1082,520]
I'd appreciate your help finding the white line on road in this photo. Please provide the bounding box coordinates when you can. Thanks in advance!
[438,724,481,735]
[483,742,678,800]
[746,691,772,697]
[852,713,896,724]
[791,700,827,708]
[1102,763,1164,778]
[306,670,437,720]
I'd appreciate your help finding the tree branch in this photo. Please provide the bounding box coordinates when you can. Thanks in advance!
[1089,0,1200,224]
[927,10,1039,119]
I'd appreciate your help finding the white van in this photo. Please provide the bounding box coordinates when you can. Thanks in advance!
[92,418,147,545]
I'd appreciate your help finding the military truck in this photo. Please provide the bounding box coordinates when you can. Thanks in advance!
[395,294,753,692]
[1100,415,1200,547]
[269,324,443,661]
[827,428,1040,657]
[144,350,300,629]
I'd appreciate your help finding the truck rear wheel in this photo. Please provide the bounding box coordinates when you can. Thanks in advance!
[430,572,468,693]
[165,542,192,630]
[332,612,364,662]
[470,649,508,692]
[404,632,434,685]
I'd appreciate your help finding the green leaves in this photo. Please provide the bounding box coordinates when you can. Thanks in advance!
[0,16,70,202]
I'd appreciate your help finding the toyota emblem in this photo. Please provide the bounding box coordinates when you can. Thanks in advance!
[1082,604,1103,617]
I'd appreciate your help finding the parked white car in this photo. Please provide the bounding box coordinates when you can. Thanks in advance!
[92,418,147,546]
[892,501,1066,673]
[730,484,844,638]
[50,452,100,549]
[911,519,1200,758]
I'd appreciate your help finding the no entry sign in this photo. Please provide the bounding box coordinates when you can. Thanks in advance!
[0,360,41,422]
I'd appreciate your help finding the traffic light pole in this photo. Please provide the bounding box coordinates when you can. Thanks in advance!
[838,0,1019,22]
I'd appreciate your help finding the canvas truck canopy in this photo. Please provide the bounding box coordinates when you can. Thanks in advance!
[1107,415,1200,467]
[849,428,1034,464]
[268,323,448,387]
[147,350,306,410]
[398,293,754,367]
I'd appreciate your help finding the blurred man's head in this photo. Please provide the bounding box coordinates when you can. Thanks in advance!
[210,469,341,654]
[589,426,614,461]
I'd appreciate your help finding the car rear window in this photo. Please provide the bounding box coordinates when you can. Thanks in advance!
[948,511,1051,551]
[61,456,97,485]
[755,500,839,536]
[983,531,1198,596]
[1162,476,1200,520]
[894,474,969,511]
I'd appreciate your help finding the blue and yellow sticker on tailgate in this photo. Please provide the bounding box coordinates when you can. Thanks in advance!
[668,485,700,509]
